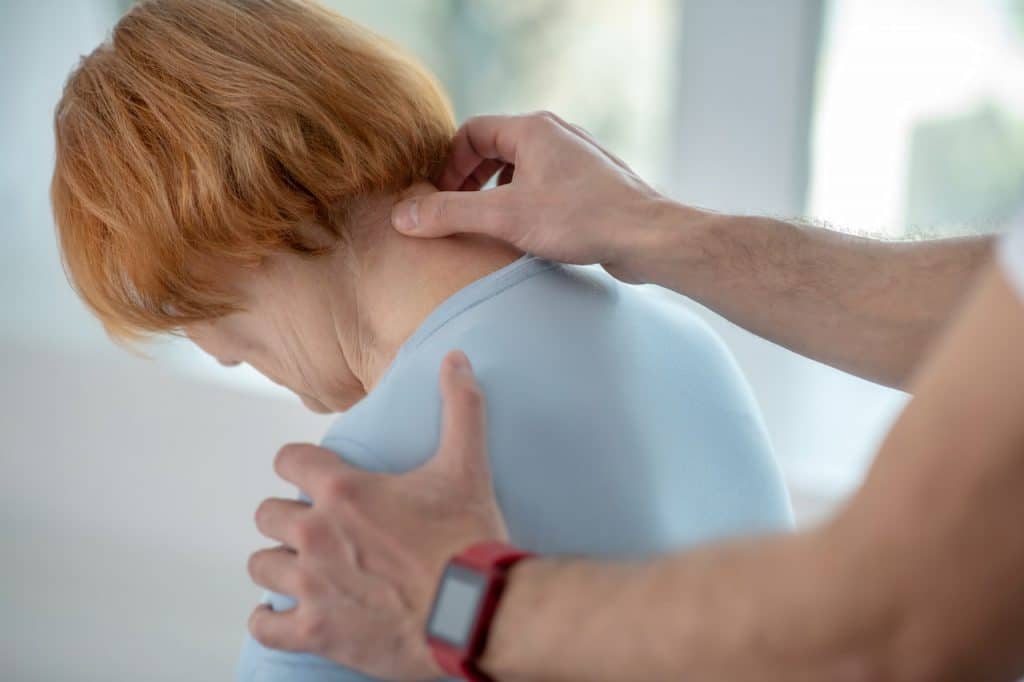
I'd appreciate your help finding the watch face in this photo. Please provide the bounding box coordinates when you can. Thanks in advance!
[427,562,489,648]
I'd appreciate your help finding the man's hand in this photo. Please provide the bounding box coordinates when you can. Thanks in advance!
[392,111,992,388]
[391,111,687,284]
[247,351,509,681]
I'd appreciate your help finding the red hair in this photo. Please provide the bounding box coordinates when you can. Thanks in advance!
[51,0,455,339]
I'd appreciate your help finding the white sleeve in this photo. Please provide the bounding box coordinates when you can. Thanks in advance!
[998,219,1024,303]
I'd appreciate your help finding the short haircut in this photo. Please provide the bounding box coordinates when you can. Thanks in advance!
[51,0,455,339]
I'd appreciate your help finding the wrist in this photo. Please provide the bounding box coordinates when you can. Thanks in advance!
[612,198,725,289]
[475,557,538,681]
[476,557,581,682]
[425,542,534,681]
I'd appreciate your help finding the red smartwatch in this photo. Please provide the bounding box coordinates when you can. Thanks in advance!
[425,541,534,681]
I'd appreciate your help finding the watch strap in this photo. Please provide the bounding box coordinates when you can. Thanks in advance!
[430,541,533,681]
[456,540,533,573]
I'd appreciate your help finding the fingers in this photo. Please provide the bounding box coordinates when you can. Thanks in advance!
[248,603,304,652]
[435,111,584,192]
[436,111,612,192]
[436,114,533,191]
[461,158,505,192]
[254,497,310,545]
[396,111,597,239]
[274,443,359,499]
[392,184,516,240]
[247,545,302,595]
[396,110,620,242]
[428,350,490,481]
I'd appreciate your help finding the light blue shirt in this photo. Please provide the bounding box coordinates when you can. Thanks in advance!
[237,255,793,681]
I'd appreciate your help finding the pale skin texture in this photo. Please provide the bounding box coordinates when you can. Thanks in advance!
[245,112,1024,680]
[184,185,520,413]
[179,186,517,679]
[390,112,993,390]
[250,352,508,680]
[479,267,1024,682]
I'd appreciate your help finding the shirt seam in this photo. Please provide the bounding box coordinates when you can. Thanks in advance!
[406,257,558,352]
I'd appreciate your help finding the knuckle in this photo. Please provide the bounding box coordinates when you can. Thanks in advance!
[297,612,328,651]
[527,110,560,132]
[293,569,321,598]
[324,473,354,501]
[525,113,551,135]
[425,194,450,227]
[456,381,485,412]
[293,516,327,550]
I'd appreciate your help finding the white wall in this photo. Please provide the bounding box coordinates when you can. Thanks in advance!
[0,0,113,349]
[1,340,331,681]
[0,3,331,679]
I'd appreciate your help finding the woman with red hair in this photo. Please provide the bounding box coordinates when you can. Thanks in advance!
[52,2,792,680]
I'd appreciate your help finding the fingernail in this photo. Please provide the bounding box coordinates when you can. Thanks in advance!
[392,199,419,232]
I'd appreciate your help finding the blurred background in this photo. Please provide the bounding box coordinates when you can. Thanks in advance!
[3,0,1024,679]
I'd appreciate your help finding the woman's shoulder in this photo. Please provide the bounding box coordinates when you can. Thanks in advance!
[315,261,743,471]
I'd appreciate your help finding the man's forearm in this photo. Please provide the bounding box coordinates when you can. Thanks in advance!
[479,266,1024,682]
[481,528,898,682]
[633,202,993,389]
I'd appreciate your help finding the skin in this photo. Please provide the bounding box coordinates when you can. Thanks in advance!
[247,112,1024,680]
[250,352,507,680]
[184,183,520,413]
[390,112,993,390]
[477,264,1024,681]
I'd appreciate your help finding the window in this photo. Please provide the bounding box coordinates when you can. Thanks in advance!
[324,0,679,185]
[773,0,1024,519]
[809,0,1024,237]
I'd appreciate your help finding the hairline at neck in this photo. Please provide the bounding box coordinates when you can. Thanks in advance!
[324,185,522,396]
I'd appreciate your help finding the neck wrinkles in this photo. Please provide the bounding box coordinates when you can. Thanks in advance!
[324,190,522,395]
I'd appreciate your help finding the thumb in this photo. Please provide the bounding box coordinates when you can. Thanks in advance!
[429,350,491,482]
[391,187,515,241]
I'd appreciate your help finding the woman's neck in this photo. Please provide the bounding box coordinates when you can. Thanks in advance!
[326,187,521,394]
